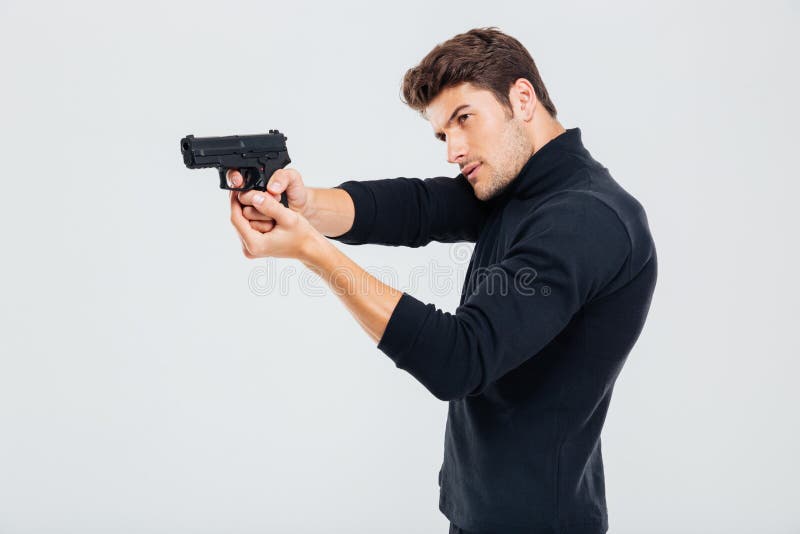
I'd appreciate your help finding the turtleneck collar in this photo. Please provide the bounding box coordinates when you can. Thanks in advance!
[490,127,591,205]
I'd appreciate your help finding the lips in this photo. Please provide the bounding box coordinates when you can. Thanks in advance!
[462,162,481,180]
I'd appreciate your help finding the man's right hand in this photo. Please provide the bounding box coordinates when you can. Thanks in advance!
[227,168,312,233]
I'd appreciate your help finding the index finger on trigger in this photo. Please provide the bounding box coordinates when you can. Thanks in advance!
[226,169,243,188]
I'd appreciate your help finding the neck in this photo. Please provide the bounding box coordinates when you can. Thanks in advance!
[527,112,566,157]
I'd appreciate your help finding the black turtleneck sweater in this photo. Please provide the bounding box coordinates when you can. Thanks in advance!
[331,128,657,534]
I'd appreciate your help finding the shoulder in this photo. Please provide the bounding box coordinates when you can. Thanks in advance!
[521,166,655,273]
[517,188,630,251]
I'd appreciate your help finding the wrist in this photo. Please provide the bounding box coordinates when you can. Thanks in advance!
[299,228,333,268]
[301,187,317,220]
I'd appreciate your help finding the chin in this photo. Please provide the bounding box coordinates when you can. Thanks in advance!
[472,175,510,201]
[472,184,493,201]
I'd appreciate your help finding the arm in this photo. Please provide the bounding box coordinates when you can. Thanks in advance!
[330,176,490,246]
[230,186,630,401]
[230,189,402,342]
[306,194,632,400]
[301,233,402,343]
[229,168,489,247]
[303,186,356,238]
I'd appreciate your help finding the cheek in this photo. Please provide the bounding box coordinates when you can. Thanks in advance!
[474,124,504,158]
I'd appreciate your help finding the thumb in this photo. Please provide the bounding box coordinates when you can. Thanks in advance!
[251,193,296,226]
[267,169,306,210]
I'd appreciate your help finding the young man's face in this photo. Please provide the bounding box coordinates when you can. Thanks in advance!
[426,82,532,201]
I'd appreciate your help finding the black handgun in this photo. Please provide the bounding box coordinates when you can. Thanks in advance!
[180,130,291,207]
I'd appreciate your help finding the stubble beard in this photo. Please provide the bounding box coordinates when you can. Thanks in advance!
[473,118,533,202]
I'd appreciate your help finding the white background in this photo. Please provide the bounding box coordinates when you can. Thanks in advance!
[1,1,798,532]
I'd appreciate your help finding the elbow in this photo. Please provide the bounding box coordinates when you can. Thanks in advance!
[429,385,462,402]
[424,369,484,402]
[386,311,488,401]
[429,386,463,402]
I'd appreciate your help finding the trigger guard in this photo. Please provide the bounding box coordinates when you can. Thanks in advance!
[218,167,265,191]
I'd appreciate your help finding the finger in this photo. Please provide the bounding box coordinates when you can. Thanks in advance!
[266,168,301,203]
[226,169,243,188]
[250,220,276,233]
[239,189,281,206]
[265,169,290,195]
[250,193,297,226]
[230,192,263,245]
[243,205,275,221]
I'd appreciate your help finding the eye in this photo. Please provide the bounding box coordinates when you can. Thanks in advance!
[435,114,471,142]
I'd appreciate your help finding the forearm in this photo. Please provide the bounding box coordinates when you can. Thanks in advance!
[325,177,488,247]
[300,232,403,344]
[304,187,355,239]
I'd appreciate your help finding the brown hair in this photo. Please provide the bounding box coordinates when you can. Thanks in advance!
[401,27,557,119]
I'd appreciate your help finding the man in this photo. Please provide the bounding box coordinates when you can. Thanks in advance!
[227,27,657,534]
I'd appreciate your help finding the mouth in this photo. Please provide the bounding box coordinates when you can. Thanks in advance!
[462,162,482,181]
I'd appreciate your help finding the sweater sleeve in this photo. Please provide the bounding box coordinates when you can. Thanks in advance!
[329,175,489,247]
[376,193,632,401]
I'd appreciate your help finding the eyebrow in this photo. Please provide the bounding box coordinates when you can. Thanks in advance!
[434,104,471,140]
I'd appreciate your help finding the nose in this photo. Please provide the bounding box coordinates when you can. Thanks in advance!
[446,133,468,165]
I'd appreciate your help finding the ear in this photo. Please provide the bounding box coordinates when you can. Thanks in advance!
[509,78,537,122]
